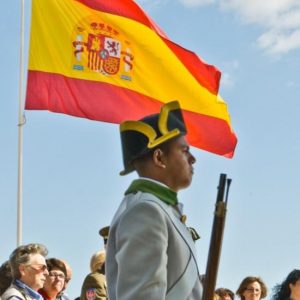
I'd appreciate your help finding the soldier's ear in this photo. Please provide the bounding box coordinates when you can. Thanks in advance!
[153,148,166,169]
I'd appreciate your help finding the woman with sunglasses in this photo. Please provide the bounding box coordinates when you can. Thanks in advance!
[236,276,268,300]
[272,269,300,300]
[39,258,67,300]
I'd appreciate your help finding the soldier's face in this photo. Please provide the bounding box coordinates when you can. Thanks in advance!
[163,136,196,192]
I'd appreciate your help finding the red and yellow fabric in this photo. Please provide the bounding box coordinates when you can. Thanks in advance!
[25,0,237,157]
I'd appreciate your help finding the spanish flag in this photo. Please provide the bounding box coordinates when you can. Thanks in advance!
[25,0,237,157]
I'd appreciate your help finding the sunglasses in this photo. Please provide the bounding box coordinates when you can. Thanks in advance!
[25,264,48,272]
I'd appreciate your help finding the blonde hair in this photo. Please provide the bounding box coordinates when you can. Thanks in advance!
[214,293,221,300]
[90,251,106,273]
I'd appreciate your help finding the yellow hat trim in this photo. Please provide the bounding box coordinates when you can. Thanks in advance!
[120,101,181,149]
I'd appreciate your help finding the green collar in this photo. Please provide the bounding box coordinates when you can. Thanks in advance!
[125,179,178,205]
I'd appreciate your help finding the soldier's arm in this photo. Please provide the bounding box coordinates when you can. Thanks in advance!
[114,201,168,300]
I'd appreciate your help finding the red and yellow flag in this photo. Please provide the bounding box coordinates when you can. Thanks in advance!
[25,0,237,157]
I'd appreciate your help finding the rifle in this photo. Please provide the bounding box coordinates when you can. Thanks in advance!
[202,173,232,300]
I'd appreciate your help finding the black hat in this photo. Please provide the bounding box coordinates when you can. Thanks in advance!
[99,226,110,238]
[120,101,187,175]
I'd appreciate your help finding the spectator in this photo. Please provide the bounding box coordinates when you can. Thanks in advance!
[80,251,107,300]
[272,269,300,300]
[214,293,221,300]
[216,287,235,300]
[39,258,67,300]
[2,243,48,300]
[236,276,267,300]
[0,261,12,296]
[56,260,72,300]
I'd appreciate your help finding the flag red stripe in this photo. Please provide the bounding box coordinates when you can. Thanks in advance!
[76,0,168,36]
[25,71,236,156]
[75,0,221,94]
[163,39,221,95]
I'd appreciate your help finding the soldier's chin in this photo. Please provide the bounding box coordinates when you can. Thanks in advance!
[179,179,193,190]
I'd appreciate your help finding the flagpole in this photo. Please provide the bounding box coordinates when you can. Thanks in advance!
[17,0,26,247]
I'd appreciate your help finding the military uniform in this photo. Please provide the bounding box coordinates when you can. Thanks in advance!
[80,271,107,300]
[106,179,202,300]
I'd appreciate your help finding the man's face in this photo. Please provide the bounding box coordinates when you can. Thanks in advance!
[163,136,196,192]
[19,253,48,291]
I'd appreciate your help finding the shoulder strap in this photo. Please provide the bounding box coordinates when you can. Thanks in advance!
[166,252,200,300]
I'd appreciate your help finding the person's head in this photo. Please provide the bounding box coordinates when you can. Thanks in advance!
[214,293,221,300]
[120,101,196,192]
[59,259,72,290]
[0,260,12,296]
[98,226,110,249]
[90,251,106,274]
[41,258,67,298]
[215,287,235,300]
[236,276,267,300]
[9,243,48,291]
[272,269,300,300]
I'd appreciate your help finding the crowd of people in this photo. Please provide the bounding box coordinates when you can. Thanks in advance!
[0,230,108,300]
[1,102,299,300]
[0,240,299,300]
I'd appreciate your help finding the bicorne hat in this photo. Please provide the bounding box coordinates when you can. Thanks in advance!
[119,101,187,175]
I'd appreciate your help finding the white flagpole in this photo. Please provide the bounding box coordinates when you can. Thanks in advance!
[17,0,26,246]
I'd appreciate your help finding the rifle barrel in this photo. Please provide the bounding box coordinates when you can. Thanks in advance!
[202,173,231,300]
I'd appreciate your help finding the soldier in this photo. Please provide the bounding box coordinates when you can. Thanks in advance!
[2,243,48,300]
[80,251,107,300]
[106,101,202,300]
[98,226,110,250]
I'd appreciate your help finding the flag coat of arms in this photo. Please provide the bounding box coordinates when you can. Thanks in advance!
[25,0,237,157]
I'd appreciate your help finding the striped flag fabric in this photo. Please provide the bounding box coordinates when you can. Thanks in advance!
[25,0,237,157]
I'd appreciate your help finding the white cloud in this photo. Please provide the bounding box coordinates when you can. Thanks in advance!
[258,29,300,55]
[218,0,300,55]
[177,0,300,55]
[178,0,215,8]
[220,72,235,89]
[219,0,298,25]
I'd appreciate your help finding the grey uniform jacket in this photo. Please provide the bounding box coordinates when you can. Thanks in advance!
[106,190,203,300]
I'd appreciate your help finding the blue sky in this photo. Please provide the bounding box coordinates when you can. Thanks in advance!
[1,0,300,299]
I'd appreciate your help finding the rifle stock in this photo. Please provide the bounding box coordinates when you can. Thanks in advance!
[202,174,231,300]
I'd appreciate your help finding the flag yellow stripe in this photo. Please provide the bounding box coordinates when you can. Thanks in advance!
[29,0,231,124]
